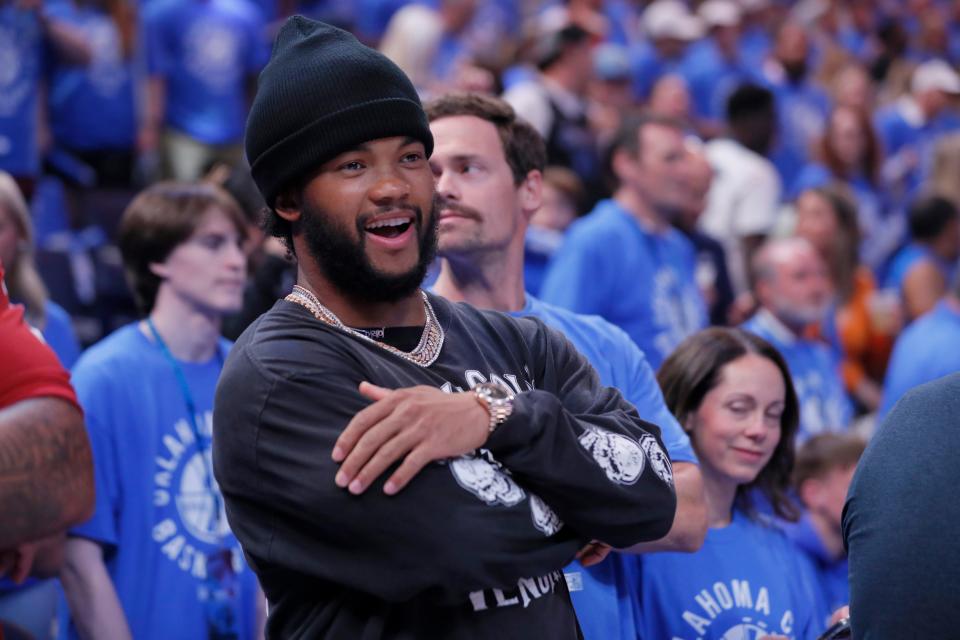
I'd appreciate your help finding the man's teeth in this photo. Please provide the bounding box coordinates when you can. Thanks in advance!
[365,217,410,230]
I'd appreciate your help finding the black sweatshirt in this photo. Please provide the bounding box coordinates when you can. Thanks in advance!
[213,293,677,639]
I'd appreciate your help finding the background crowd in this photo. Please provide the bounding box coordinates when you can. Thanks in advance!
[2,0,960,638]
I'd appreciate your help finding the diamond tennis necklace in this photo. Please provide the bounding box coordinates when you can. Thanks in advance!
[285,285,445,367]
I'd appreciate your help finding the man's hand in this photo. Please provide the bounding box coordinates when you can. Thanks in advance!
[0,534,64,583]
[574,541,612,568]
[332,382,490,496]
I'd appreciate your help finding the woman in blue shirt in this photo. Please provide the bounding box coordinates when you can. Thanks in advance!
[622,327,829,639]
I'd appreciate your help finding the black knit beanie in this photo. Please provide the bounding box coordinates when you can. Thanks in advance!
[245,16,434,206]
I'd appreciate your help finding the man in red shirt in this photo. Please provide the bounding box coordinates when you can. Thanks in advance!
[0,262,93,581]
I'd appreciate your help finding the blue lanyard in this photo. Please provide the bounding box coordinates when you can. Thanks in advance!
[146,318,225,542]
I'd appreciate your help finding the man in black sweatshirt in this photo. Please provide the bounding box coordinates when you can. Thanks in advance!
[213,16,677,639]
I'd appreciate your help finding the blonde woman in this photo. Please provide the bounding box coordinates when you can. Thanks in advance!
[0,172,80,366]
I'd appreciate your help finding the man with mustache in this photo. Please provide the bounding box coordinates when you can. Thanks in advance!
[426,92,706,639]
[213,17,677,639]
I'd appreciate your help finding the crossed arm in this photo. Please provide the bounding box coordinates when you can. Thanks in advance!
[0,396,93,549]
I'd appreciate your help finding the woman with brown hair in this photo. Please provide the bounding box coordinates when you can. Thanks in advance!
[621,327,830,639]
[793,186,901,414]
[792,105,901,274]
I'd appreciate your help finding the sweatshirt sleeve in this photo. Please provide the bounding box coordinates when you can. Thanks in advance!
[213,331,585,606]
[485,322,677,549]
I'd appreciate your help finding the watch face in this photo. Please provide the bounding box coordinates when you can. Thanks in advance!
[481,382,512,401]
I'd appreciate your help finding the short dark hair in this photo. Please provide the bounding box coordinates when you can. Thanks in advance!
[119,181,247,314]
[792,432,866,491]
[534,24,591,70]
[425,92,546,184]
[909,194,958,241]
[657,327,801,521]
[726,83,775,125]
[609,111,686,158]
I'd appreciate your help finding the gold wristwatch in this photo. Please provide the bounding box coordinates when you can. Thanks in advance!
[473,382,515,433]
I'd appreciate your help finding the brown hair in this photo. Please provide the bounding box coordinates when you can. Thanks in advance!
[658,327,801,521]
[792,432,866,490]
[424,92,546,185]
[0,171,48,327]
[819,105,881,185]
[118,181,246,314]
[798,185,861,303]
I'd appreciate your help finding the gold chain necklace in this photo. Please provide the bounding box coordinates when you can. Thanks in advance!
[285,285,445,367]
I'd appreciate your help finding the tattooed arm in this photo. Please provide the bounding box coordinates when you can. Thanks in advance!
[0,396,94,548]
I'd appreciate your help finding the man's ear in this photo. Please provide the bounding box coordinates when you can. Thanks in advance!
[274,188,303,222]
[518,170,543,221]
[148,260,169,280]
[611,147,635,185]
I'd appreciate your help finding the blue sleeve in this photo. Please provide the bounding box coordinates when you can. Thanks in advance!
[68,361,121,549]
[42,300,81,369]
[143,6,170,76]
[617,334,697,464]
[540,226,613,316]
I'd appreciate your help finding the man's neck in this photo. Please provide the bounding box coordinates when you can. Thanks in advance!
[433,251,526,313]
[147,293,222,363]
[295,264,426,328]
[614,188,668,233]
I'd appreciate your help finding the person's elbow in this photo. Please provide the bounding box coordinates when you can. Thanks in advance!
[660,462,707,552]
[58,405,96,529]
[620,461,707,553]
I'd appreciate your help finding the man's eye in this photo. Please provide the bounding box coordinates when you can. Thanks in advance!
[402,152,423,163]
[197,235,226,250]
[340,161,364,171]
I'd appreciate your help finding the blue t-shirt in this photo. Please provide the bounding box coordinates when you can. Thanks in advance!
[540,199,707,370]
[0,7,43,176]
[510,294,696,640]
[60,324,260,640]
[45,4,137,151]
[144,0,267,144]
[742,310,853,442]
[782,511,846,628]
[880,300,960,418]
[622,510,821,639]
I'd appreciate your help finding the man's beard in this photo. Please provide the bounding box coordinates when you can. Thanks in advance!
[300,197,439,306]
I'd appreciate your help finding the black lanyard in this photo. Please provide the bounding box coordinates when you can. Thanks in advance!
[146,318,225,542]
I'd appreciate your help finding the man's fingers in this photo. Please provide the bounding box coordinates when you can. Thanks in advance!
[383,446,432,496]
[358,381,392,401]
[348,429,419,495]
[335,417,406,491]
[333,389,397,462]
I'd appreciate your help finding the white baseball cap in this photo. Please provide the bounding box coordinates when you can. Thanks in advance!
[644,0,705,41]
[699,0,742,28]
[912,59,960,95]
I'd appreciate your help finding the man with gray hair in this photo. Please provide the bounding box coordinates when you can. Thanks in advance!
[742,238,853,443]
